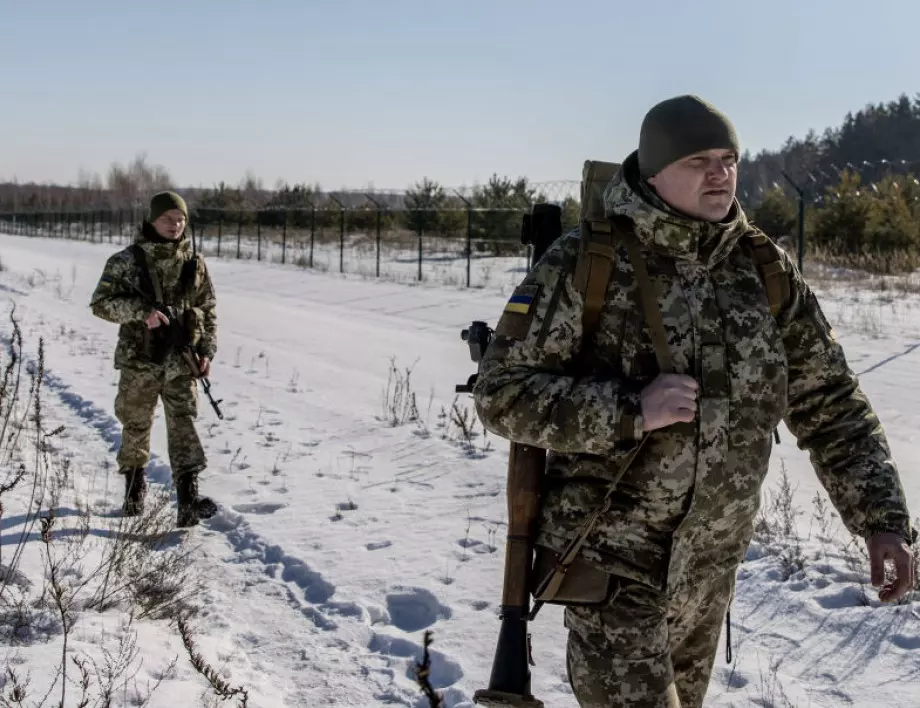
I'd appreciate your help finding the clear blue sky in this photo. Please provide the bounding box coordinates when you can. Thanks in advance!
[2,0,918,191]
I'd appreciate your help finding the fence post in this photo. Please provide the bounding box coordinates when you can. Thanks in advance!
[327,194,346,273]
[365,194,384,278]
[282,209,288,264]
[217,214,223,257]
[781,170,806,272]
[453,190,473,288]
[237,209,242,259]
[257,210,262,261]
[310,203,316,268]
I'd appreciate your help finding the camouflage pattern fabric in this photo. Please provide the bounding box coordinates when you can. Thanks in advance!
[90,223,217,377]
[114,366,205,481]
[472,150,914,703]
[565,568,734,708]
[92,223,214,483]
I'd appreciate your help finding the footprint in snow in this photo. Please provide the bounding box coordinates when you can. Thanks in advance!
[891,634,920,650]
[385,586,452,632]
[366,540,393,551]
[813,586,872,610]
[232,502,286,515]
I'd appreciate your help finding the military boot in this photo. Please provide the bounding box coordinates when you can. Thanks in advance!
[121,467,147,517]
[175,474,218,528]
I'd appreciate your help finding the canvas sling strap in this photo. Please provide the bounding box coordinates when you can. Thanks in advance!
[531,219,671,613]
[745,231,791,317]
[131,244,166,305]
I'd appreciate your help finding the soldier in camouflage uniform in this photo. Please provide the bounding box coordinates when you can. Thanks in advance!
[90,191,219,528]
[473,95,916,707]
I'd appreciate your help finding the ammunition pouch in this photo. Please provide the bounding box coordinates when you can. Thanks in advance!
[530,543,613,606]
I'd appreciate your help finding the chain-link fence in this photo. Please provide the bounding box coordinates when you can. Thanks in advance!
[0,189,581,290]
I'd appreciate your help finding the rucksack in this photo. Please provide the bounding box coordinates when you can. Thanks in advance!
[572,159,791,356]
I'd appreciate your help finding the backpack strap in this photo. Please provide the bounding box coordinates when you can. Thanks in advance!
[618,226,673,374]
[745,230,791,316]
[574,218,618,340]
[574,216,673,374]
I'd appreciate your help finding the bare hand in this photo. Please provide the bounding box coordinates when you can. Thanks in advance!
[198,356,211,378]
[145,309,170,329]
[868,532,915,602]
[640,374,699,432]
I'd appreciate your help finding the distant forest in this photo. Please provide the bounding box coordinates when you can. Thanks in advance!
[737,93,920,203]
[741,93,920,273]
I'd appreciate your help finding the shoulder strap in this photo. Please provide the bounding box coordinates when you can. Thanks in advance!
[574,218,617,338]
[618,226,673,374]
[745,230,791,316]
[574,216,673,374]
[573,159,622,344]
[130,244,164,304]
[178,254,200,298]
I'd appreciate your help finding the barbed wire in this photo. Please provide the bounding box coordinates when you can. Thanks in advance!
[4,154,919,213]
[740,155,920,206]
[0,178,583,213]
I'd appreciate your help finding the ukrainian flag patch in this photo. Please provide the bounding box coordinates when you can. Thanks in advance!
[504,292,535,314]
[496,284,541,340]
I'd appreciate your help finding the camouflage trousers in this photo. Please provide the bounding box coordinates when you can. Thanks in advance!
[114,366,206,481]
[564,567,735,708]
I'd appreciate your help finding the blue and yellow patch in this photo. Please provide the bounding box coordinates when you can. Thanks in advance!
[496,284,542,340]
[504,292,535,315]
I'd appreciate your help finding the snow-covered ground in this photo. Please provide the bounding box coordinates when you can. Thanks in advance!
[0,231,917,707]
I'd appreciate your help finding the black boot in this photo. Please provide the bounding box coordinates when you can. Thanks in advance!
[121,467,147,516]
[175,474,217,528]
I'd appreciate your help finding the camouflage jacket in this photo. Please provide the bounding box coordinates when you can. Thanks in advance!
[473,151,914,591]
[90,223,217,377]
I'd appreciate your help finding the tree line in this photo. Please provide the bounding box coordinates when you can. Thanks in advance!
[3,93,920,270]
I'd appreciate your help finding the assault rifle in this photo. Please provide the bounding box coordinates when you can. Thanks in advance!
[154,303,225,421]
[130,283,225,420]
[456,203,562,708]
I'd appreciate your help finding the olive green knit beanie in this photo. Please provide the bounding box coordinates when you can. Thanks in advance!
[637,95,740,179]
[148,191,189,222]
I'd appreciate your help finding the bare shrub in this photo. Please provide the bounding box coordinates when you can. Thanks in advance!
[380,356,419,426]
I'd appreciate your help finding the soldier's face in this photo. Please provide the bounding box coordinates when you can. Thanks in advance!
[648,149,738,222]
[152,209,187,240]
